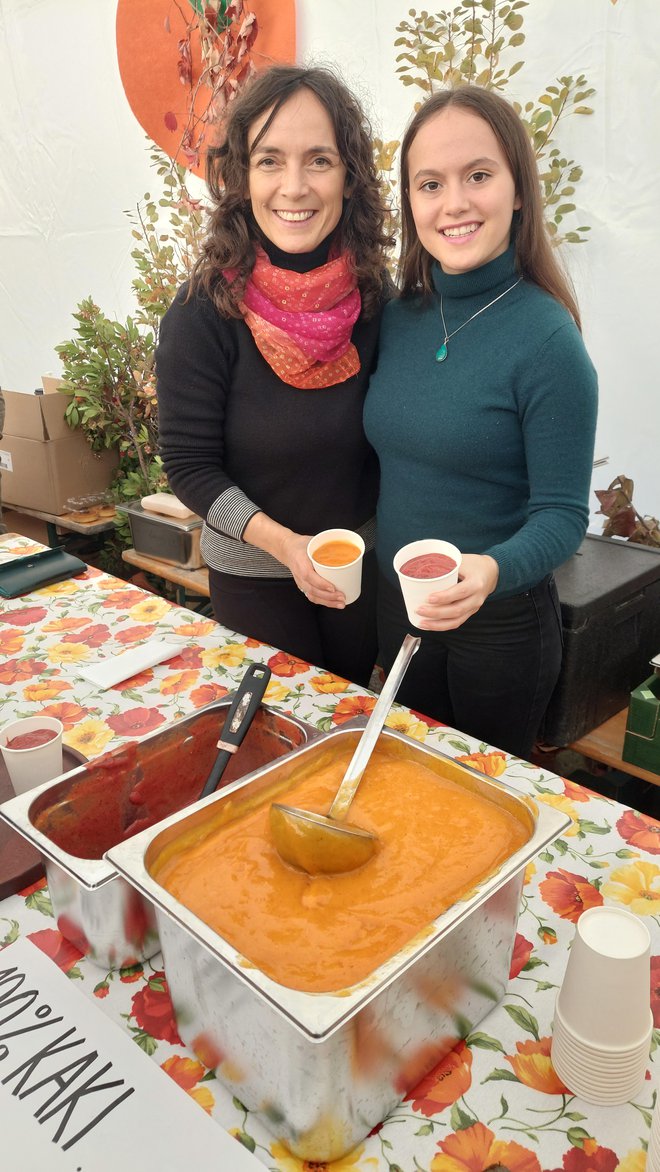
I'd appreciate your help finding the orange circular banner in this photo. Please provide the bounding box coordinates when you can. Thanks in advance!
[116,0,296,178]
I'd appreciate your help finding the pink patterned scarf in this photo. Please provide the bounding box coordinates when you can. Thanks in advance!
[239,248,361,389]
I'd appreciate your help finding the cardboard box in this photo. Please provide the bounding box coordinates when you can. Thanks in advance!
[0,390,118,515]
[41,374,66,396]
[623,669,660,776]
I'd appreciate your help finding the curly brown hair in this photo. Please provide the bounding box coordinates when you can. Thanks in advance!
[190,65,394,319]
[398,86,581,328]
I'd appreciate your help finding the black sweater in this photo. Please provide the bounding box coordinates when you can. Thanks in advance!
[156,273,384,577]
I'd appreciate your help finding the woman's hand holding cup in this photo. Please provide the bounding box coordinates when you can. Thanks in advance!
[281,531,349,608]
[415,553,500,630]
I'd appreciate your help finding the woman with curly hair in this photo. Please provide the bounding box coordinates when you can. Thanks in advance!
[157,65,393,685]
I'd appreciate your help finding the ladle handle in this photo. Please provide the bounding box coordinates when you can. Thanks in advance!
[328,633,420,821]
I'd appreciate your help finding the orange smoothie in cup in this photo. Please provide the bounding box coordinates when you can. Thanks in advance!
[312,540,361,567]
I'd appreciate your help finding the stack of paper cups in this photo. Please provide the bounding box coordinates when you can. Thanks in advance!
[647,1084,660,1172]
[550,905,652,1105]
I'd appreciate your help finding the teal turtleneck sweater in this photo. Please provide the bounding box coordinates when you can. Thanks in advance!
[363,247,598,597]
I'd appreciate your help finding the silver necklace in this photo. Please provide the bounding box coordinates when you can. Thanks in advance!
[436,277,522,362]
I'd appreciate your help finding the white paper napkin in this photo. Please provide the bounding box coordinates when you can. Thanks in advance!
[75,640,183,690]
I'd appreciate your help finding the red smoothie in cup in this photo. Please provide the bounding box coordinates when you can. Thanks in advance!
[6,728,58,750]
[400,553,457,579]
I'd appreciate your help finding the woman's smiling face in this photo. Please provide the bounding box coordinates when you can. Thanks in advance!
[247,87,348,254]
[407,105,521,274]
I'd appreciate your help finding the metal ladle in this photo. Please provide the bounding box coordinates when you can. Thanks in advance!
[269,633,420,875]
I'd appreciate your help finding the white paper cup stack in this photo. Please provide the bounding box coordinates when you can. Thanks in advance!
[550,905,652,1105]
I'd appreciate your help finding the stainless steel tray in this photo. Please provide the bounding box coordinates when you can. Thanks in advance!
[107,725,570,1158]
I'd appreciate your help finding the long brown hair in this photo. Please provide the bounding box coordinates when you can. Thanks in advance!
[191,65,394,319]
[398,86,581,328]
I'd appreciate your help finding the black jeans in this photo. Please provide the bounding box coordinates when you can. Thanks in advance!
[209,550,378,688]
[377,570,563,759]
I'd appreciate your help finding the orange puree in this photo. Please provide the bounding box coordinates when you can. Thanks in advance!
[313,540,360,566]
[153,746,528,994]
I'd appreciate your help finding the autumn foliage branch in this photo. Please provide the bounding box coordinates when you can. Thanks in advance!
[595,475,660,547]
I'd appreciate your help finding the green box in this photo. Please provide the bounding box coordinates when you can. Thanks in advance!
[622,673,660,776]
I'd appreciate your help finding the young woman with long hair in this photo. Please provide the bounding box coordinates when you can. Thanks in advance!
[364,86,598,756]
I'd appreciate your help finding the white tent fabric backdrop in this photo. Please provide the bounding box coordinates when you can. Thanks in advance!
[0,0,658,521]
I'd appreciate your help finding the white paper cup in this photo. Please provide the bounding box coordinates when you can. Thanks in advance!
[393,540,462,628]
[307,529,365,605]
[555,906,651,1049]
[0,716,64,795]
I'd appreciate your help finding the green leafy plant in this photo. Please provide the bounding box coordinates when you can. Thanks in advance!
[55,150,208,568]
[56,149,206,498]
[595,476,660,547]
[378,0,594,252]
[127,147,207,326]
[56,299,163,494]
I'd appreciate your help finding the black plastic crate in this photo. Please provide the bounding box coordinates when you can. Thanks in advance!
[541,534,660,746]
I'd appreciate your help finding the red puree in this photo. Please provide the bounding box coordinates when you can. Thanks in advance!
[33,711,304,861]
[400,553,456,579]
[6,728,57,750]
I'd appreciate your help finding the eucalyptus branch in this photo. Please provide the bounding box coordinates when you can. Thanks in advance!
[487,9,497,86]
[134,202,161,271]
[390,1,593,250]
[536,90,570,156]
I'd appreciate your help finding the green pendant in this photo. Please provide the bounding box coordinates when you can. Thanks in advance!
[435,343,448,362]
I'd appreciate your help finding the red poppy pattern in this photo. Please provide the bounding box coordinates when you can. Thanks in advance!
[106,707,167,736]
[114,623,158,645]
[0,605,48,626]
[509,932,534,979]
[617,808,660,853]
[101,589,146,608]
[405,1041,473,1115]
[166,645,204,670]
[190,683,229,707]
[27,928,84,973]
[267,650,309,677]
[61,623,110,646]
[130,972,182,1044]
[39,701,89,728]
[112,669,155,691]
[0,657,47,684]
[331,694,377,724]
[538,868,604,922]
[548,1140,620,1172]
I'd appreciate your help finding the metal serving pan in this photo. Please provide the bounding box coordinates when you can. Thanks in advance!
[108,724,570,1161]
[0,700,314,969]
[116,500,204,569]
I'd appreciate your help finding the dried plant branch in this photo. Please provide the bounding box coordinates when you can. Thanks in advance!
[595,475,660,547]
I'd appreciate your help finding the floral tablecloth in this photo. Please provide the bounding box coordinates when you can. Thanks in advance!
[1,534,659,1172]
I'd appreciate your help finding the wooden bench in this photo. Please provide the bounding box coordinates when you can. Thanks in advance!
[122,548,210,609]
[569,708,660,787]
